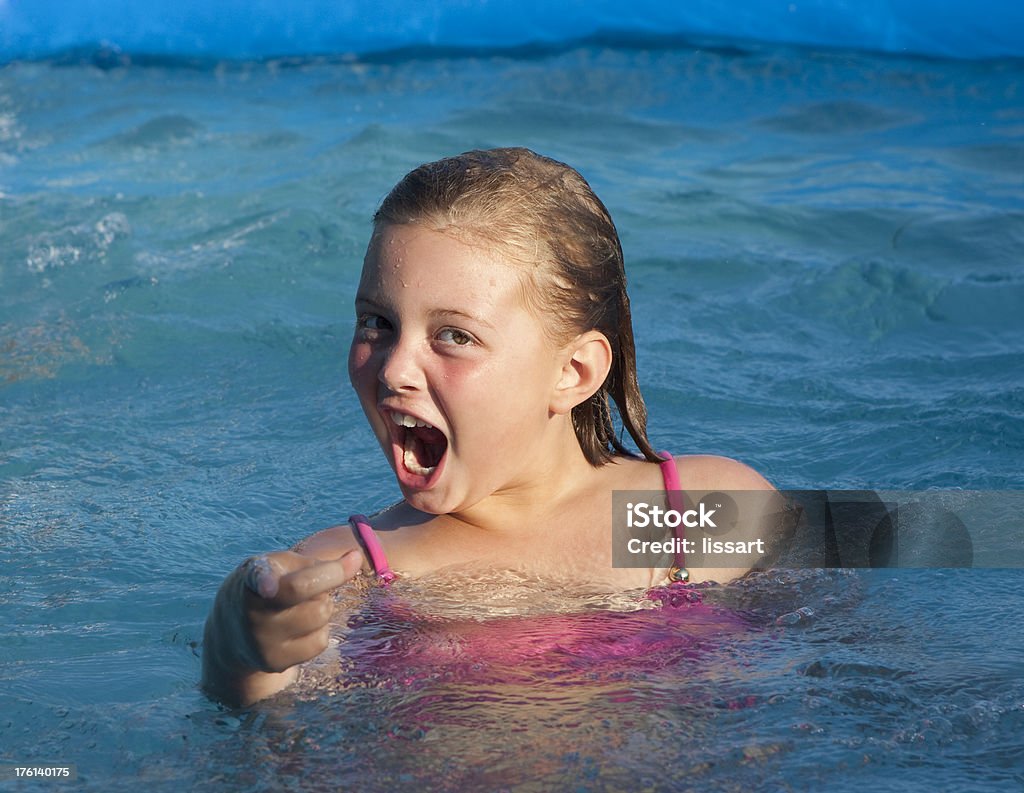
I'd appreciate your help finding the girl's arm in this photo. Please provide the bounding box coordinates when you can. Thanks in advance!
[673,455,782,584]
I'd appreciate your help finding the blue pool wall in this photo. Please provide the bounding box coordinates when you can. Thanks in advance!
[3,0,1024,61]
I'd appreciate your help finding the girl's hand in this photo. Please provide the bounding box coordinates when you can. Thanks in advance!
[201,549,363,706]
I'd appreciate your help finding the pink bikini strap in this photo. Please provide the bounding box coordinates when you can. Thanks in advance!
[348,514,396,585]
[658,451,688,575]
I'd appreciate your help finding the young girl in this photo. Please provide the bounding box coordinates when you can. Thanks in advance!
[202,148,776,707]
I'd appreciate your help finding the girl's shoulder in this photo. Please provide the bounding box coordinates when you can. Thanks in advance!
[605,453,774,494]
[292,523,362,562]
[673,454,776,493]
[291,501,420,566]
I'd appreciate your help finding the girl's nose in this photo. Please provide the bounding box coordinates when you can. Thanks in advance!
[378,335,424,392]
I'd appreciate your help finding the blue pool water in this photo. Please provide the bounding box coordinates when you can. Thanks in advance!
[2,18,1024,793]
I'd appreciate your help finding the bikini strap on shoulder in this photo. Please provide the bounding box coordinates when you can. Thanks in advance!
[657,451,689,582]
[348,514,396,585]
[657,451,684,513]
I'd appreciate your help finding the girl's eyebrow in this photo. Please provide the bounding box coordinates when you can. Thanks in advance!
[427,308,495,329]
[354,295,495,330]
[354,294,384,308]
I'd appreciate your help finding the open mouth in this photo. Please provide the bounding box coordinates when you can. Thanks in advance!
[387,410,448,485]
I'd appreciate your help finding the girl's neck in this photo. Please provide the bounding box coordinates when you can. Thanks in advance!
[446,424,603,540]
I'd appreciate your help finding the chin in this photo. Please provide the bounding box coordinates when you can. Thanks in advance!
[400,487,453,516]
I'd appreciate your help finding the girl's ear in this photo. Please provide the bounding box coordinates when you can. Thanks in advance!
[550,331,613,415]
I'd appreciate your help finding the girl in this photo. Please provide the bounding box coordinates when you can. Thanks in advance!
[202,148,777,707]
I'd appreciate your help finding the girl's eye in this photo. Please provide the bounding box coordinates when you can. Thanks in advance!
[437,327,473,346]
[357,314,392,333]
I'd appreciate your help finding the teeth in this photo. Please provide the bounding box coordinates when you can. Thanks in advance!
[390,411,433,429]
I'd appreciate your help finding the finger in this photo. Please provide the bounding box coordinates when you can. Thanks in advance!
[269,550,364,608]
[240,557,299,598]
[260,624,334,673]
[252,592,334,642]
[242,557,276,598]
[338,547,365,579]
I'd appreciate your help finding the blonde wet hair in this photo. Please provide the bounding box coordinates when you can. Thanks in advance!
[372,147,660,466]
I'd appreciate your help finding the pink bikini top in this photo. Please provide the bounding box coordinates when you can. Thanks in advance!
[349,451,687,586]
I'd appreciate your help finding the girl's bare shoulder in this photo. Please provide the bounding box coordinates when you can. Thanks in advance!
[292,523,362,561]
[292,501,422,562]
[674,454,776,492]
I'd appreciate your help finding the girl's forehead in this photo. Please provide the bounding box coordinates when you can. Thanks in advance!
[368,222,490,256]
[358,223,530,307]
[362,224,519,281]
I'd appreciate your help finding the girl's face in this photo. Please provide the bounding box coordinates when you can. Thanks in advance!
[348,223,565,515]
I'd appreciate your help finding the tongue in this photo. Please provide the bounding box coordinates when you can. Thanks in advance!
[402,426,446,475]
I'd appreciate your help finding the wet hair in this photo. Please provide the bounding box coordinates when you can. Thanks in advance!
[372,147,661,466]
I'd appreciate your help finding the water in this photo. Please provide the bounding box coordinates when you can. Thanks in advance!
[2,40,1023,791]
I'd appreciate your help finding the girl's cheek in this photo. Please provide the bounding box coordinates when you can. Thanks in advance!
[435,362,484,398]
[440,351,491,380]
[347,342,374,386]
